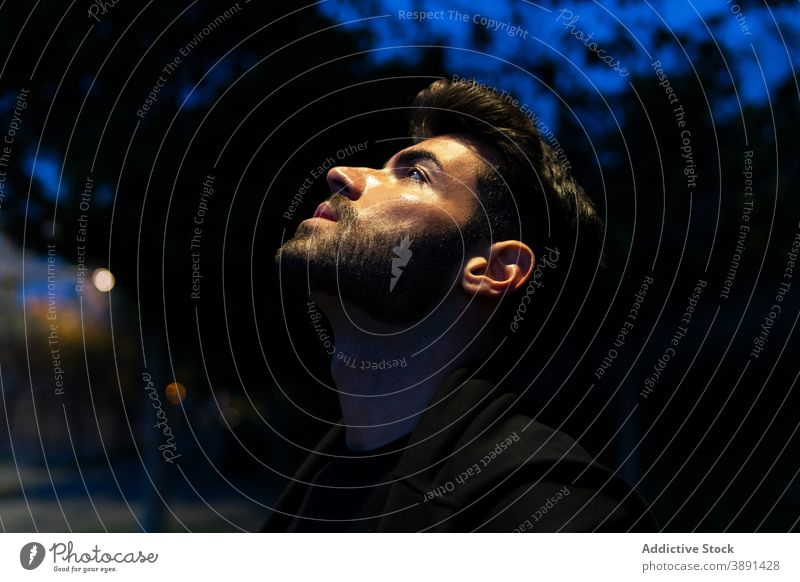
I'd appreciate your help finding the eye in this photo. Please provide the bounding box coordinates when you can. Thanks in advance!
[403,166,427,183]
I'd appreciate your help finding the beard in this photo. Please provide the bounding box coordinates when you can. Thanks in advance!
[275,194,470,326]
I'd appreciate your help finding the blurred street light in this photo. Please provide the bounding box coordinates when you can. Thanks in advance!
[91,268,115,292]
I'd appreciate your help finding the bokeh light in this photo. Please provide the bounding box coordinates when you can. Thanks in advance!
[91,268,115,292]
[165,382,187,405]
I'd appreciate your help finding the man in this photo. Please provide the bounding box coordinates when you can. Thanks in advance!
[266,78,658,532]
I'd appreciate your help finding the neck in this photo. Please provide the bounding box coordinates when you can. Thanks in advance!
[313,294,482,451]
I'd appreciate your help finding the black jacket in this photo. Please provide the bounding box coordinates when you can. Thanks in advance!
[261,368,659,532]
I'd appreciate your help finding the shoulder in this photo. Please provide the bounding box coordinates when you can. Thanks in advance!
[450,414,659,532]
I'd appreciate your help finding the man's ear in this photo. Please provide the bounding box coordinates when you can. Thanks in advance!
[461,241,535,298]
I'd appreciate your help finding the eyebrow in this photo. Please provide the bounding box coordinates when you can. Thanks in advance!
[384,148,444,176]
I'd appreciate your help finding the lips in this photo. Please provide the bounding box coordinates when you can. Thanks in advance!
[312,202,337,221]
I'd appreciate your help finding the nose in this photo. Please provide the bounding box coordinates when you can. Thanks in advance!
[326,166,365,201]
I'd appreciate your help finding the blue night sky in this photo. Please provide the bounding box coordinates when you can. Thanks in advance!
[19,0,798,201]
[318,0,797,129]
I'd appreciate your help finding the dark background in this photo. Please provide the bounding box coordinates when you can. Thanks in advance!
[0,0,798,531]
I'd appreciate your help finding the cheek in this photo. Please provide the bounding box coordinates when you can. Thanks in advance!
[360,198,463,232]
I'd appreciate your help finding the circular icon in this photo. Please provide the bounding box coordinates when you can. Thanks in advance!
[20,542,46,570]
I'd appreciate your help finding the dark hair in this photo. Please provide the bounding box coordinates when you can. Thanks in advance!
[409,78,602,263]
[408,78,605,358]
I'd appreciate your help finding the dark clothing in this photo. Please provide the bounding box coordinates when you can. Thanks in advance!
[262,368,659,532]
[292,433,410,532]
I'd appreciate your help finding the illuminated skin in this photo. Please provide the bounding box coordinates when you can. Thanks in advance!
[312,134,479,233]
[308,134,535,451]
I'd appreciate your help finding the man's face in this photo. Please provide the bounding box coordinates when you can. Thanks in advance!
[275,134,488,326]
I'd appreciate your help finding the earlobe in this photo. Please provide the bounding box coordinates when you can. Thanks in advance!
[461,241,535,298]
